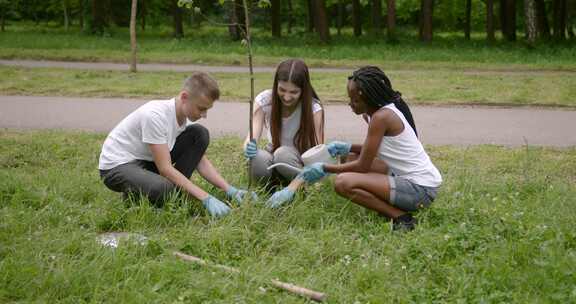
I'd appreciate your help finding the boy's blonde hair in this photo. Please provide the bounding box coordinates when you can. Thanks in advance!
[183,72,220,101]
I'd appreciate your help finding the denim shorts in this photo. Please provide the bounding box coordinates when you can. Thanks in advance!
[388,176,438,212]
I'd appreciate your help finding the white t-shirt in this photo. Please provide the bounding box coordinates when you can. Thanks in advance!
[98,98,188,170]
[255,89,322,148]
[376,104,442,188]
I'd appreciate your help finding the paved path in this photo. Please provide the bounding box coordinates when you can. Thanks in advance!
[2,95,575,147]
[3,59,576,76]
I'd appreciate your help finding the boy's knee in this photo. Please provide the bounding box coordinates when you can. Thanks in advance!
[146,180,176,205]
[185,124,210,148]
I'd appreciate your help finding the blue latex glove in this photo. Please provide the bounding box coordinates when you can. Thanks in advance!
[244,139,258,159]
[265,187,295,208]
[226,185,258,204]
[298,162,327,184]
[201,195,231,217]
[326,141,351,157]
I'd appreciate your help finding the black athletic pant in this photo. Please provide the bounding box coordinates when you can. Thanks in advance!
[99,124,209,206]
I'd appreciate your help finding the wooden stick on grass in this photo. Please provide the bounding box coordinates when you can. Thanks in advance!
[174,251,327,302]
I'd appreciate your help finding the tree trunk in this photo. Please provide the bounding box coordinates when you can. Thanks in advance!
[486,0,495,41]
[464,0,471,39]
[552,0,567,41]
[287,0,293,34]
[312,0,330,43]
[228,0,241,40]
[371,0,382,35]
[307,0,314,32]
[1,10,5,32]
[337,0,344,35]
[386,0,396,41]
[63,0,69,31]
[352,0,362,36]
[524,0,537,44]
[419,0,434,42]
[568,0,575,39]
[171,0,184,39]
[91,0,105,35]
[130,0,138,73]
[535,0,551,39]
[140,0,146,31]
[79,0,84,30]
[500,0,517,41]
[271,0,281,37]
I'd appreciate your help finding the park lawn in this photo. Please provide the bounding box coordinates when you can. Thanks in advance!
[1,130,575,303]
[2,66,576,107]
[1,24,576,70]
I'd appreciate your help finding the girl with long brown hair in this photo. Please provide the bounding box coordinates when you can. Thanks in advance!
[243,59,324,186]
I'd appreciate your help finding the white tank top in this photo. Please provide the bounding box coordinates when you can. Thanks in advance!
[376,104,442,188]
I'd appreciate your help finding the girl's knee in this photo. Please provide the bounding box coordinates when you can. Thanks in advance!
[334,173,354,195]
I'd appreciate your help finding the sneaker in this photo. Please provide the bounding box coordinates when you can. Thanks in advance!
[392,214,418,232]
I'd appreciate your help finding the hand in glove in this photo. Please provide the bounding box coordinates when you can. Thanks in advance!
[226,185,258,204]
[265,187,295,208]
[326,141,351,157]
[244,139,258,159]
[298,162,327,184]
[202,195,231,217]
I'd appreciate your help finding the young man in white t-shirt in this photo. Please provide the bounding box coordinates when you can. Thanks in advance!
[98,72,256,217]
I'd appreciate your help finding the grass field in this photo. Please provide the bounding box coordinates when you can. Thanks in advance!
[2,66,576,107]
[1,23,576,70]
[1,130,575,302]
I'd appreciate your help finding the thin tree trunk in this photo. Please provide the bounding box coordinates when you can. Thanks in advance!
[501,0,516,41]
[352,0,362,36]
[287,0,293,34]
[535,0,551,39]
[524,0,537,44]
[1,10,5,32]
[337,0,344,35]
[386,0,396,41]
[271,0,281,37]
[552,0,567,41]
[79,0,84,30]
[241,0,255,188]
[371,0,382,35]
[91,0,105,35]
[171,0,184,38]
[62,0,69,31]
[130,0,138,73]
[140,0,146,31]
[228,0,241,40]
[464,0,471,39]
[486,0,495,41]
[419,0,434,42]
[307,0,314,32]
[312,0,330,43]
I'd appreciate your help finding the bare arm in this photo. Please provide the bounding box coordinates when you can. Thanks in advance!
[324,110,389,174]
[149,143,209,200]
[314,109,325,144]
[196,156,230,192]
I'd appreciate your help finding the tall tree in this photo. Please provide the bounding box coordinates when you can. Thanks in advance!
[386,0,397,42]
[486,0,495,41]
[171,0,184,38]
[535,0,551,39]
[352,0,362,36]
[62,0,69,31]
[552,0,567,41]
[524,0,537,44]
[336,0,344,35]
[371,0,382,35]
[91,0,106,34]
[228,0,246,40]
[306,0,314,32]
[500,0,517,41]
[464,0,471,40]
[312,0,330,43]
[271,0,281,37]
[419,0,434,42]
[286,0,294,34]
[139,0,146,31]
[130,0,138,73]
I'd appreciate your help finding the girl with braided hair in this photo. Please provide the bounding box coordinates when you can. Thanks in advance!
[299,66,442,231]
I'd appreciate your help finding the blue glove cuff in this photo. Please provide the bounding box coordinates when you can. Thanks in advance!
[226,186,238,198]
